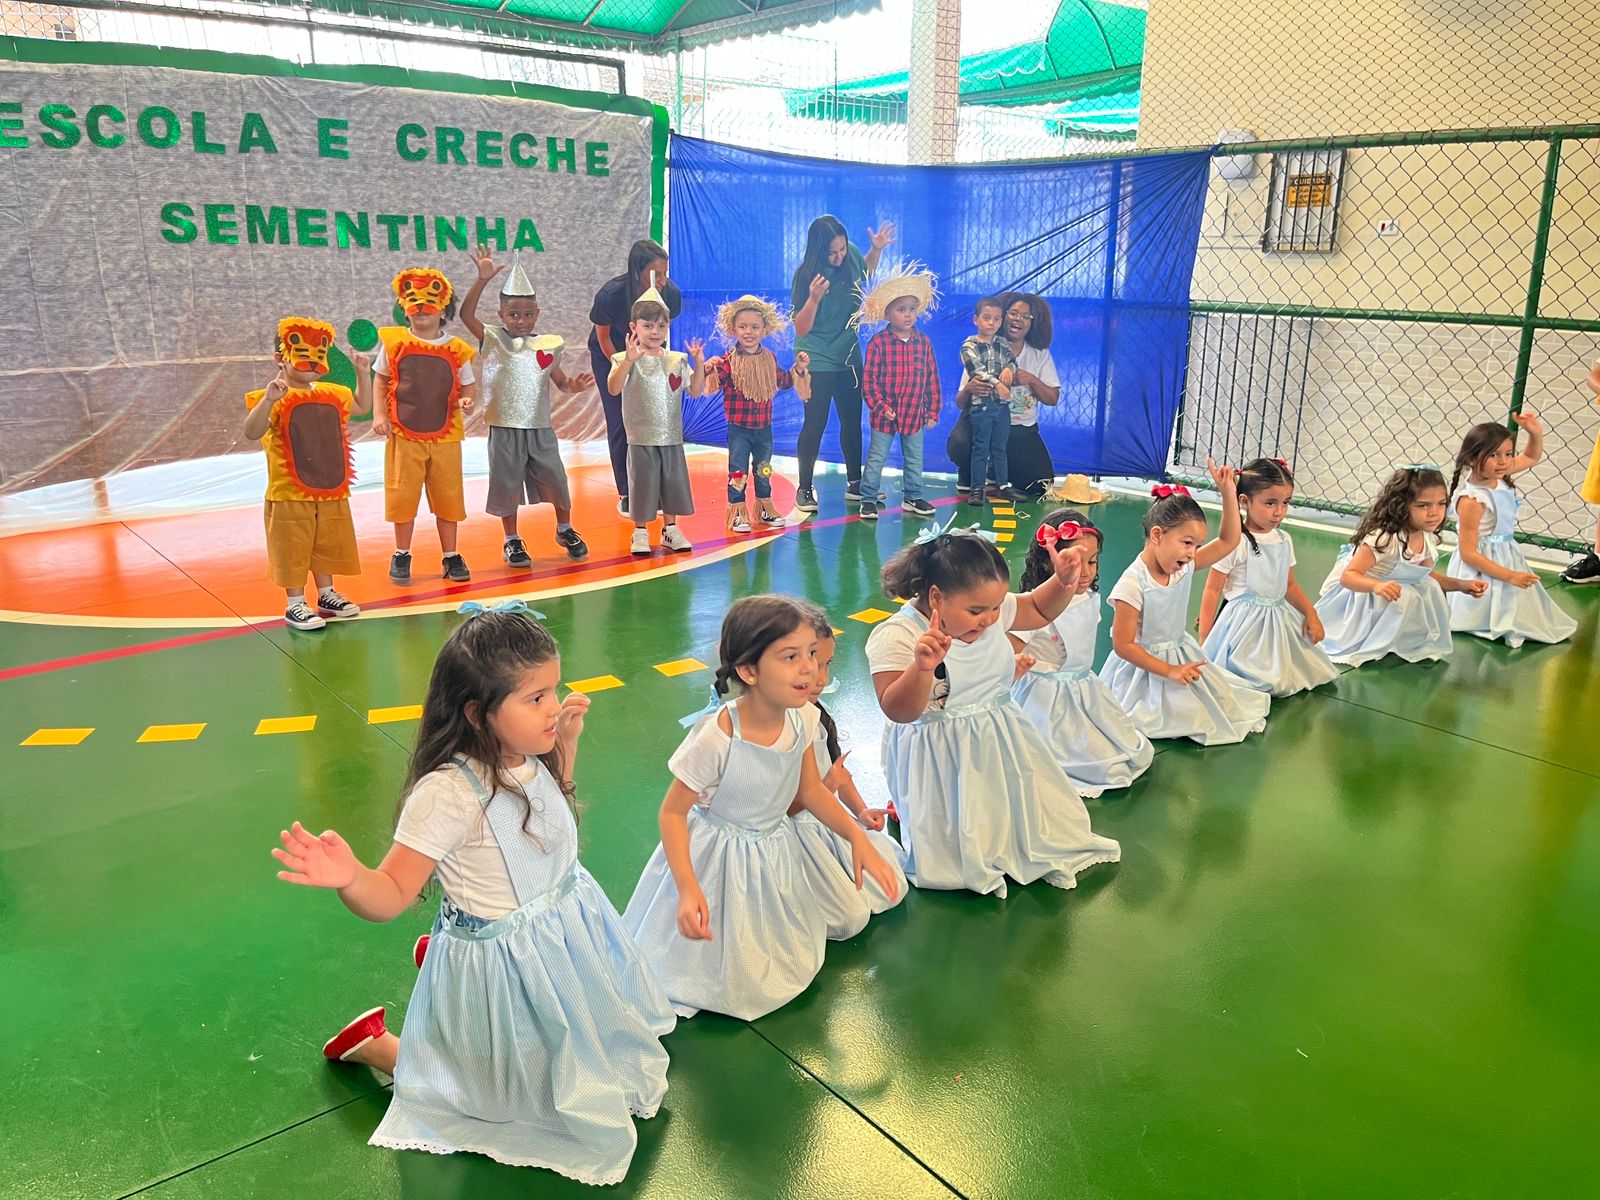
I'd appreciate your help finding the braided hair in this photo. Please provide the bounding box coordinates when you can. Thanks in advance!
[1450,422,1516,501]
[795,600,842,764]
[1236,458,1295,555]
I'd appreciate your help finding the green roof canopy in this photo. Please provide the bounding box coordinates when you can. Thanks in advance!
[785,0,1142,123]
[271,0,881,52]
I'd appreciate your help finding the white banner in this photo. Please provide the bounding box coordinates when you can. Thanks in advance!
[0,52,663,493]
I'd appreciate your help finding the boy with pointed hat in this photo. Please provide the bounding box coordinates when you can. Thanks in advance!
[462,246,596,565]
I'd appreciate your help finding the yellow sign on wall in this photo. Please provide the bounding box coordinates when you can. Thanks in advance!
[1285,173,1333,207]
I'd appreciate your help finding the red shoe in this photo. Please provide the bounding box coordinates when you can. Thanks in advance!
[322,1006,387,1062]
[413,934,430,969]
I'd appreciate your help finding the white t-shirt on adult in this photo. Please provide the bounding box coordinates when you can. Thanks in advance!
[394,757,561,919]
[373,331,478,385]
[669,702,822,803]
[865,593,1020,713]
[1209,528,1296,600]
[959,342,1060,427]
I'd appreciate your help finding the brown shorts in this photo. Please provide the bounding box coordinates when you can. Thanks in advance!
[264,499,360,588]
[385,436,466,523]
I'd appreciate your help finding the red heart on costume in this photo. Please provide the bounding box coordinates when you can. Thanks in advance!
[668,373,682,391]
[536,350,554,369]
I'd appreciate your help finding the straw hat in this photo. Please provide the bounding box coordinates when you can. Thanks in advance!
[1043,473,1108,505]
[853,259,939,328]
[715,294,786,340]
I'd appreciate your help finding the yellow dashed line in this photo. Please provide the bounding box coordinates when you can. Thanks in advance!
[21,727,94,747]
[832,627,844,636]
[653,658,706,677]
[995,533,1014,544]
[994,519,1017,529]
[368,705,423,725]
[256,716,318,736]
[992,507,1016,516]
[567,675,625,694]
[138,723,206,743]
[849,608,894,625]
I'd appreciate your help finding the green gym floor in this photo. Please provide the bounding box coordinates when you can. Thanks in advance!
[4,475,1599,1199]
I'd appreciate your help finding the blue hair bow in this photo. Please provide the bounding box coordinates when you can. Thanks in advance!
[818,677,841,696]
[679,683,726,728]
[911,512,1000,546]
[1396,461,1443,473]
[456,598,547,620]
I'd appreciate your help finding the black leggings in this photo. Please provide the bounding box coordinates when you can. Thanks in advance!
[945,414,1055,497]
[589,333,630,498]
[797,368,864,490]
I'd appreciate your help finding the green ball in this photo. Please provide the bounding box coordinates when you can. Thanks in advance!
[347,319,379,352]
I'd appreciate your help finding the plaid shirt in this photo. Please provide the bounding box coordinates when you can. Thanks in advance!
[707,349,793,429]
[862,328,941,435]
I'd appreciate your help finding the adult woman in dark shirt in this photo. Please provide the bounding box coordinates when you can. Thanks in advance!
[790,215,895,511]
[945,292,1062,499]
[588,238,682,512]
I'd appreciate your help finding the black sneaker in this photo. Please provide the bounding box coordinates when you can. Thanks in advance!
[795,487,819,513]
[859,500,879,521]
[844,482,887,503]
[995,485,1029,504]
[285,601,326,631]
[1561,551,1600,585]
[442,553,471,582]
[502,537,532,568]
[316,590,361,619]
[555,527,589,561]
[388,550,412,584]
[967,493,986,507]
[903,497,936,518]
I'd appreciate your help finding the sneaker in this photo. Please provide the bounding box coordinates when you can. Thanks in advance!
[967,493,986,508]
[413,935,429,969]
[285,601,326,631]
[662,524,693,553]
[845,482,887,503]
[795,487,819,513]
[995,485,1029,505]
[502,537,532,568]
[728,507,752,534]
[554,527,588,561]
[316,591,360,620]
[388,550,412,585]
[758,507,787,527]
[1561,551,1600,585]
[903,498,936,518]
[442,554,471,583]
[322,1006,387,1062]
[630,528,651,555]
[860,501,879,521]
[617,496,630,518]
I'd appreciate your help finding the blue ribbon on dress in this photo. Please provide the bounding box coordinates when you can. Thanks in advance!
[456,598,547,620]
[912,511,1000,546]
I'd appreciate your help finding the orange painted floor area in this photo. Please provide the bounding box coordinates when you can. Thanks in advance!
[0,451,791,625]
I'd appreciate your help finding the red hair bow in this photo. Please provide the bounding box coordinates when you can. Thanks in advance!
[1151,484,1190,499]
[1272,457,1291,470]
[1035,520,1092,547]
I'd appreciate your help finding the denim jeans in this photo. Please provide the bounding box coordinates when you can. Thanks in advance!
[727,423,774,502]
[861,428,925,502]
[968,401,1010,495]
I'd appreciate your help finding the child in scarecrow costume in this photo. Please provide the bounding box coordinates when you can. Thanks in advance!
[702,295,811,533]
[461,246,596,566]
[362,267,478,585]
[243,317,370,630]
[855,261,942,522]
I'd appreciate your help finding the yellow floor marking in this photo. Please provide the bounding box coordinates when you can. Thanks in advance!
[994,519,1017,529]
[256,716,318,736]
[995,532,1014,544]
[992,507,1016,516]
[654,658,706,677]
[368,705,423,724]
[832,627,844,636]
[138,723,206,743]
[849,608,895,624]
[568,674,625,693]
[21,727,94,747]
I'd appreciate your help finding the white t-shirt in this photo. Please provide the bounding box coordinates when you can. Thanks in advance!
[1322,530,1439,593]
[394,758,565,919]
[865,594,1020,713]
[669,702,822,803]
[1209,528,1296,600]
[959,343,1060,427]
[1108,558,1191,612]
[373,332,477,385]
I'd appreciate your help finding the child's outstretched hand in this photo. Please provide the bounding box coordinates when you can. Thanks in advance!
[793,351,810,376]
[351,352,371,377]
[1375,581,1403,602]
[264,368,289,405]
[1506,570,1539,590]
[1207,456,1237,493]
[273,821,357,889]
[850,836,900,901]
[868,222,897,252]
[859,807,890,832]
[471,243,506,283]
[915,608,953,671]
[1013,651,1037,682]
[677,883,712,941]
[568,371,595,392]
[556,691,591,745]
[1511,409,1544,435]
[1045,539,1084,592]
[1459,578,1490,597]
[1302,610,1326,644]
[686,338,706,367]
[624,329,645,363]
[1165,661,1205,685]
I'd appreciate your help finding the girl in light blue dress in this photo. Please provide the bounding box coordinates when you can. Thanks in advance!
[865,519,1121,897]
[1100,464,1271,745]
[624,595,900,1020]
[1011,509,1153,796]
[1315,467,1487,666]
[1445,415,1577,648]
[1197,458,1339,697]
[271,604,675,1187]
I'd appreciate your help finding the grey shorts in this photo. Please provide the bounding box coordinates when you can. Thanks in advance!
[627,443,695,522]
[486,425,571,516]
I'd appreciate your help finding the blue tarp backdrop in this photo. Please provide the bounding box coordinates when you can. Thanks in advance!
[666,134,1209,481]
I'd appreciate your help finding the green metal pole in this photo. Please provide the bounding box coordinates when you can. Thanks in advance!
[1509,137,1563,427]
